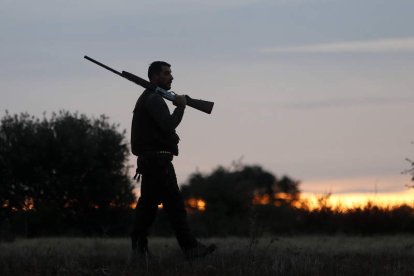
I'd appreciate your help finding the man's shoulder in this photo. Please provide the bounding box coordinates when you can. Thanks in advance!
[139,89,153,98]
[136,90,159,103]
[134,90,164,111]
[133,90,152,112]
[146,91,166,106]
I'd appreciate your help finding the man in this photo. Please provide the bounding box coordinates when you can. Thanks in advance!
[130,61,216,260]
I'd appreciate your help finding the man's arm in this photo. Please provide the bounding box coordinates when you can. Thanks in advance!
[146,93,186,132]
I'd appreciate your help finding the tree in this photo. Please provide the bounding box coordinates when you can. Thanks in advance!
[0,111,135,236]
[181,164,300,211]
[402,142,414,188]
[180,164,300,235]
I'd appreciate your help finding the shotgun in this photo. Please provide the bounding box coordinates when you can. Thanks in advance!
[84,56,214,114]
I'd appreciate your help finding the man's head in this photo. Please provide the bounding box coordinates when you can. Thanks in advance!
[148,61,173,90]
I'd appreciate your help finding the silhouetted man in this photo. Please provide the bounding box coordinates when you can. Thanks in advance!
[130,61,215,259]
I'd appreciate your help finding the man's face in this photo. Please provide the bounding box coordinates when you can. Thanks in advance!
[154,66,173,90]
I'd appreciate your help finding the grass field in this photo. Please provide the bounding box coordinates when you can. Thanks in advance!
[1,235,414,275]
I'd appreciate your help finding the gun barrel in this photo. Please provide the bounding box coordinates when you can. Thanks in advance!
[84,56,122,77]
[121,71,155,90]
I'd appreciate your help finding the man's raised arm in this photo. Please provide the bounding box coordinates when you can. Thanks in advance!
[146,93,186,132]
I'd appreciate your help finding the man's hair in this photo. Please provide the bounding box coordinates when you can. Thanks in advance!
[148,61,171,80]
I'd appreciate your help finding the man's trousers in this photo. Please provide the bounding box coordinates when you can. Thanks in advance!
[131,154,198,250]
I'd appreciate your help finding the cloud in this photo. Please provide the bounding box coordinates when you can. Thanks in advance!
[261,37,414,54]
[285,96,414,110]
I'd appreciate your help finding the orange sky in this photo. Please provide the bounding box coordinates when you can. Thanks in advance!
[298,175,414,209]
[299,190,414,209]
[300,175,410,194]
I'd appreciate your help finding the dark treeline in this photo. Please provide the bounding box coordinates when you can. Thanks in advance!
[1,111,414,240]
[175,166,414,237]
[0,111,135,239]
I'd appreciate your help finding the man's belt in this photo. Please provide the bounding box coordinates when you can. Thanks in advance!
[134,151,173,181]
[154,151,172,154]
[140,150,173,157]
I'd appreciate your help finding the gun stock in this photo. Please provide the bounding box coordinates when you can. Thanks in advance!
[186,96,214,114]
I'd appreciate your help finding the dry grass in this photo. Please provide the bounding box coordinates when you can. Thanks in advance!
[1,235,414,275]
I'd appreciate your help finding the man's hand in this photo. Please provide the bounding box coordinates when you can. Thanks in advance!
[173,95,187,108]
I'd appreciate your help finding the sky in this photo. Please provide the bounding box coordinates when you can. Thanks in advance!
[1,0,414,198]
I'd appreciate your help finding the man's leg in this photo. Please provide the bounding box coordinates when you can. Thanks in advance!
[131,173,159,254]
[161,162,216,259]
[160,162,199,250]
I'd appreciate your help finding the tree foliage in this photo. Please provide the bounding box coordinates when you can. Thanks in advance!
[182,164,300,211]
[0,111,135,236]
[403,159,414,187]
[179,164,300,235]
[402,142,414,188]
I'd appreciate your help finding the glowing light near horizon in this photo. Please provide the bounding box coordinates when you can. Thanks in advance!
[300,190,414,210]
[2,198,35,212]
[253,194,271,205]
[4,190,414,213]
[249,190,414,210]
[2,201,9,208]
[186,198,206,212]
[253,192,301,207]
[22,198,35,211]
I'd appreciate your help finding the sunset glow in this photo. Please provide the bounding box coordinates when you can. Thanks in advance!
[5,189,414,213]
[298,176,414,209]
[22,198,35,211]
[186,198,206,212]
[247,189,414,210]
[252,192,298,206]
[300,190,414,210]
[251,190,414,210]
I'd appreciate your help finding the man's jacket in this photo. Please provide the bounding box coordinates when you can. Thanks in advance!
[131,89,184,156]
